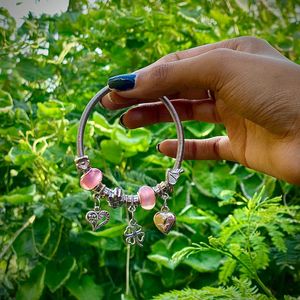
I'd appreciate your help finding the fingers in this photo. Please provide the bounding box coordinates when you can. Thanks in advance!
[104,36,284,106]
[148,37,284,67]
[109,49,235,100]
[103,40,232,106]
[101,88,209,109]
[120,99,221,129]
[158,137,235,161]
[101,92,140,110]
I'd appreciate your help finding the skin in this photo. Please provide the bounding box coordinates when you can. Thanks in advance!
[101,36,300,185]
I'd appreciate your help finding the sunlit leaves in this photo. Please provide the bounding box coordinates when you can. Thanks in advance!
[0,184,36,204]
[37,100,75,119]
[0,90,13,112]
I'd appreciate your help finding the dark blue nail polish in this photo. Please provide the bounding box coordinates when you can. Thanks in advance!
[108,73,136,91]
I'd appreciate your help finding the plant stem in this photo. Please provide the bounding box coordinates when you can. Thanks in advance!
[253,274,276,299]
[230,251,275,299]
[125,244,131,295]
[0,215,36,260]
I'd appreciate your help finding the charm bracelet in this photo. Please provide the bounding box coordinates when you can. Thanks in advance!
[75,85,185,246]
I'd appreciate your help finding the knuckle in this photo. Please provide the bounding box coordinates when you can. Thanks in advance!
[157,51,181,64]
[207,48,235,73]
[208,48,235,61]
[212,138,222,160]
[236,36,270,49]
[185,141,198,159]
[164,51,181,62]
[150,63,170,82]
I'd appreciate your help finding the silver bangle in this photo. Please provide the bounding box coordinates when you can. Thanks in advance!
[75,85,185,246]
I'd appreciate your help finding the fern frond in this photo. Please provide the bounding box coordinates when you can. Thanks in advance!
[153,278,269,300]
[171,245,202,263]
[237,252,256,278]
[251,233,270,270]
[272,235,300,268]
[265,224,287,252]
[219,258,237,284]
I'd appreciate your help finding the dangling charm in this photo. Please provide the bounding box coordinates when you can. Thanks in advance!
[154,193,176,234]
[86,194,110,231]
[124,200,145,247]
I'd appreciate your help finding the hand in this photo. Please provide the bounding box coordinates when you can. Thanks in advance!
[102,36,300,185]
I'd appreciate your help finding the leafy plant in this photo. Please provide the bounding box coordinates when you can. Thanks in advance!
[153,278,269,300]
[0,1,299,300]
[172,188,300,299]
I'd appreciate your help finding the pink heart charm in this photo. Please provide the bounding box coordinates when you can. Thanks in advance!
[86,210,110,231]
[153,211,176,234]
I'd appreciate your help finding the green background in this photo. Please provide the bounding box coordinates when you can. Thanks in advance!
[0,1,300,299]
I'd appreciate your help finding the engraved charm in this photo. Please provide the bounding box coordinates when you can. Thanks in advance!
[124,219,145,247]
[86,208,110,231]
[167,168,184,185]
[108,187,123,208]
[153,210,176,234]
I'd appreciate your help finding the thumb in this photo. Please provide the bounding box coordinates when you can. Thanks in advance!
[157,137,235,162]
[108,49,235,99]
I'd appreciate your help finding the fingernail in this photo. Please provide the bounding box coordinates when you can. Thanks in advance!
[119,113,126,128]
[99,97,105,108]
[156,143,161,152]
[108,73,136,91]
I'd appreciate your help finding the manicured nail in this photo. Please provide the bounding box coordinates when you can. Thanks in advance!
[108,73,136,91]
[119,113,126,128]
[156,143,161,152]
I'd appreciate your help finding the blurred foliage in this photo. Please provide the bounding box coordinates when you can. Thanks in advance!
[0,0,300,299]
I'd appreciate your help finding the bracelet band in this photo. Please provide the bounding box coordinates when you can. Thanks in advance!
[75,85,185,246]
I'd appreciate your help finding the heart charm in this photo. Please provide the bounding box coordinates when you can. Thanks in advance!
[86,209,110,231]
[153,211,176,234]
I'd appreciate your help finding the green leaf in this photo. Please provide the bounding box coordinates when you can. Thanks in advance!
[15,108,30,126]
[147,254,179,270]
[32,216,51,250]
[12,230,35,258]
[148,232,190,269]
[185,121,215,138]
[135,271,164,299]
[100,139,123,164]
[16,58,55,82]
[182,250,222,272]
[92,111,113,136]
[219,258,237,284]
[0,184,36,204]
[6,141,36,166]
[75,224,127,247]
[45,257,76,292]
[111,127,152,156]
[37,100,75,119]
[66,275,104,300]
[0,90,13,112]
[16,264,46,300]
[193,161,237,199]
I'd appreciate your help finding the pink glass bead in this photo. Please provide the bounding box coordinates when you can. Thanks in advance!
[138,186,156,210]
[80,168,103,190]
